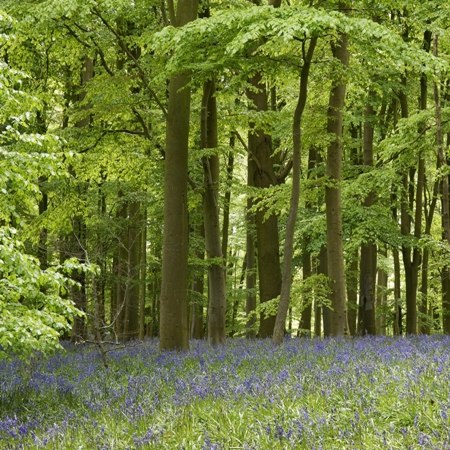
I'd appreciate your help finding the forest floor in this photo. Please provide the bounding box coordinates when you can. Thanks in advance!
[0,336,449,449]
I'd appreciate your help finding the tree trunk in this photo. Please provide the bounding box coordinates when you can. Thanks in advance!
[299,247,312,337]
[66,56,93,342]
[191,222,205,339]
[393,248,402,335]
[434,35,450,334]
[346,251,358,336]
[359,245,377,335]
[37,179,48,269]
[139,209,147,340]
[246,158,257,338]
[376,247,387,335]
[246,73,282,338]
[325,30,349,336]
[398,78,423,335]
[94,188,106,340]
[358,101,377,335]
[112,194,128,339]
[201,79,226,345]
[319,245,331,336]
[273,37,316,345]
[314,300,322,337]
[397,30,431,335]
[147,238,161,337]
[123,200,143,340]
[419,248,430,334]
[159,0,198,351]
[299,146,319,337]
[418,31,434,334]
[221,134,235,265]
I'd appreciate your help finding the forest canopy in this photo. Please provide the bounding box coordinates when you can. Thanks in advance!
[0,0,450,356]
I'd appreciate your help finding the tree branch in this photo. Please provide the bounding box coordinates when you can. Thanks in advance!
[235,130,262,172]
[91,7,168,118]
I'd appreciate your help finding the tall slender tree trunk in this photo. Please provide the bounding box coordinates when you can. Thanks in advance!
[159,0,198,351]
[66,56,93,342]
[35,112,48,270]
[419,176,438,334]
[325,29,349,336]
[37,177,48,270]
[147,238,161,337]
[123,200,143,340]
[346,251,358,336]
[376,247,387,335]
[434,35,450,334]
[319,245,331,336]
[417,31,433,334]
[244,0,283,338]
[299,247,312,337]
[299,146,319,337]
[139,209,147,340]
[221,134,235,265]
[112,193,128,339]
[246,73,282,338]
[393,248,402,335]
[346,124,360,337]
[94,187,106,340]
[358,100,377,335]
[191,222,205,339]
[246,159,257,338]
[201,79,226,345]
[397,80,422,335]
[273,37,317,345]
[314,299,322,337]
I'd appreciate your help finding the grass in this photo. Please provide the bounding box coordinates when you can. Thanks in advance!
[0,336,449,449]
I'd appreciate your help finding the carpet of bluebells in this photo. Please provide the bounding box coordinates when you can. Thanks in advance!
[0,336,449,449]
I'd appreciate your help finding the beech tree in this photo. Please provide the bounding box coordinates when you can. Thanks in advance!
[2,0,450,354]
[159,0,199,351]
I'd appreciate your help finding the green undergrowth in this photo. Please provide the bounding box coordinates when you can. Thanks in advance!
[0,336,449,449]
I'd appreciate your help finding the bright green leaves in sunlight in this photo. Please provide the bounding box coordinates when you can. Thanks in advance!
[0,12,87,359]
[0,229,86,359]
[151,4,446,83]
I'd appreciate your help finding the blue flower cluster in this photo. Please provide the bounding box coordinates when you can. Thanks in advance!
[0,335,449,449]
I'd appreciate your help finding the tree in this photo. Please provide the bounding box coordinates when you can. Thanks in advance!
[273,36,317,345]
[0,47,84,358]
[201,78,226,345]
[325,15,349,337]
[159,0,198,351]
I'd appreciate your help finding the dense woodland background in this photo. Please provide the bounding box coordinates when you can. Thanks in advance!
[1,0,450,356]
